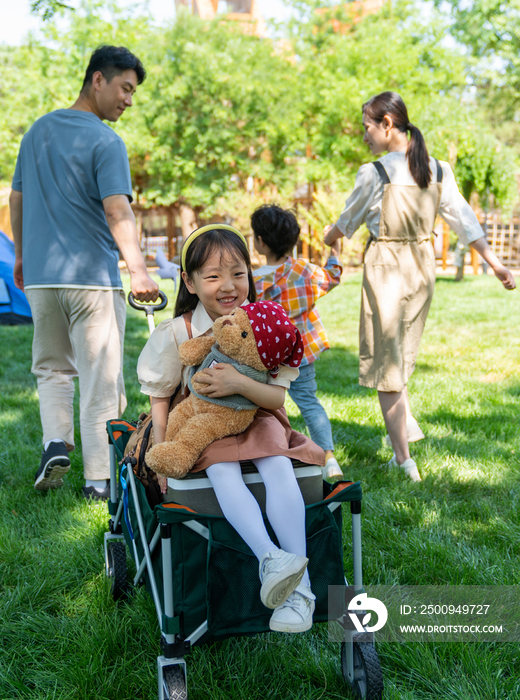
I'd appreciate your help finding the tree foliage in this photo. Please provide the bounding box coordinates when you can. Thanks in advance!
[1,0,517,220]
[437,0,520,160]
[436,0,520,99]
[134,14,302,209]
[31,0,74,20]
[286,0,518,209]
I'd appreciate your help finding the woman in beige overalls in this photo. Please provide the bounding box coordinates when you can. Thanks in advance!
[324,92,516,481]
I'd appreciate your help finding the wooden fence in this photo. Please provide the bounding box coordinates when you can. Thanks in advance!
[479,212,520,269]
[437,214,520,272]
[136,204,520,272]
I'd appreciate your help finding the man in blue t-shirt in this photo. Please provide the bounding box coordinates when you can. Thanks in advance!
[10,45,159,499]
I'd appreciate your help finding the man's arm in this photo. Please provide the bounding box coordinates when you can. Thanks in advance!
[9,189,24,290]
[102,194,159,301]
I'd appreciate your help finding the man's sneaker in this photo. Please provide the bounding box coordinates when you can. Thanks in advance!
[34,442,71,491]
[385,455,422,482]
[269,584,316,633]
[259,550,308,609]
[385,417,425,448]
[322,457,344,482]
[82,483,110,501]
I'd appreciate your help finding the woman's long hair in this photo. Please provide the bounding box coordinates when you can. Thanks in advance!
[174,228,256,317]
[362,91,431,189]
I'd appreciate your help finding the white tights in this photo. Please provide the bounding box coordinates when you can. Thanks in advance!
[205,456,310,587]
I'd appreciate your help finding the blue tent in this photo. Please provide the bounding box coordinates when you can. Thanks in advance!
[0,230,32,325]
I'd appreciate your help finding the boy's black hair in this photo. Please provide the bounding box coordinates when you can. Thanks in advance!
[251,204,300,260]
[175,228,256,317]
[81,45,146,90]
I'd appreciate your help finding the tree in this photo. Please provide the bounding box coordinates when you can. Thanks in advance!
[133,13,302,213]
[0,2,154,185]
[436,0,520,100]
[2,0,517,221]
[283,0,518,210]
[435,0,520,158]
[31,0,74,20]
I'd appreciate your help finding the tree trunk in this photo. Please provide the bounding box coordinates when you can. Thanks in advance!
[179,204,198,239]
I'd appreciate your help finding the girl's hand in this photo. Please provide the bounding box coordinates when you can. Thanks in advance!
[158,476,168,494]
[195,363,244,397]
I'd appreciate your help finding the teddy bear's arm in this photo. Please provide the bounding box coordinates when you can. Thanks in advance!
[178,335,215,366]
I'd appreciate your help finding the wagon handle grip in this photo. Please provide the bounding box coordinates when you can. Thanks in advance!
[128,291,168,315]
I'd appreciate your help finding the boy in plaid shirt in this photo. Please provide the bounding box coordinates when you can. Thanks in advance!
[252,205,344,481]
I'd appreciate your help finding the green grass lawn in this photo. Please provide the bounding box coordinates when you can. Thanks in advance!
[0,272,519,699]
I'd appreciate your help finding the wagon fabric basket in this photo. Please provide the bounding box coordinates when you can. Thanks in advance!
[121,457,360,640]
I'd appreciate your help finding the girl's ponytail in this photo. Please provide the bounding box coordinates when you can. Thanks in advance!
[362,92,431,189]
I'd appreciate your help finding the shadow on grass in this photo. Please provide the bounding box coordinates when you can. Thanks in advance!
[434,276,477,285]
[314,346,363,397]
[332,412,520,475]
[420,405,519,453]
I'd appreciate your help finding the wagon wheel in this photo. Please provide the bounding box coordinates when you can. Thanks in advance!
[341,641,383,700]
[163,665,187,700]
[106,540,128,601]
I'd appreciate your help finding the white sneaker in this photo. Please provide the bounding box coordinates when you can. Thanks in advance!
[269,584,316,633]
[322,457,344,482]
[259,550,309,609]
[386,455,422,482]
[385,417,425,448]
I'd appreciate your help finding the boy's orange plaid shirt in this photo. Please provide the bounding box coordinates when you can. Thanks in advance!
[254,256,342,365]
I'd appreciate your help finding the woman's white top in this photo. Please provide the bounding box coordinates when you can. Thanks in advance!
[335,152,484,246]
[137,300,299,398]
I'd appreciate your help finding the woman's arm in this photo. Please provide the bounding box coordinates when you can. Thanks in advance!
[470,238,516,290]
[437,161,516,292]
[324,163,379,244]
[324,224,344,246]
[195,364,286,410]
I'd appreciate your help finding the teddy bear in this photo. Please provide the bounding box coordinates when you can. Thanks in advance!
[145,301,303,479]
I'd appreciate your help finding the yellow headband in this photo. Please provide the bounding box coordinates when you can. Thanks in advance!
[181,224,248,270]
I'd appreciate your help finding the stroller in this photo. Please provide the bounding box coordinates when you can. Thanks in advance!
[103,293,384,700]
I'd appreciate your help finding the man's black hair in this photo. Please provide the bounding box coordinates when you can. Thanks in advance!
[251,204,300,260]
[82,45,146,90]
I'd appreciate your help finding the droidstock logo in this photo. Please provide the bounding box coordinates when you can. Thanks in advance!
[348,593,388,633]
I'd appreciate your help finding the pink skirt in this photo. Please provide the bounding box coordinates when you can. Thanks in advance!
[191,407,326,472]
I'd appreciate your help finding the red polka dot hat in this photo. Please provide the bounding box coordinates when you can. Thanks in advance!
[243,301,304,370]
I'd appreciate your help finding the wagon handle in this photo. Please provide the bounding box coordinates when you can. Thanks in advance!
[128,291,168,334]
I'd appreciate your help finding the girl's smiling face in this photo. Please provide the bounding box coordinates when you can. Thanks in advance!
[182,250,250,321]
